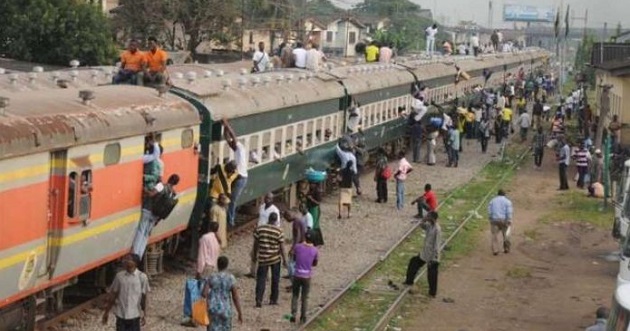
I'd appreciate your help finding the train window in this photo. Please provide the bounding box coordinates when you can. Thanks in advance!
[296,123,305,152]
[181,128,194,148]
[67,172,78,218]
[103,143,121,166]
[261,131,272,162]
[79,170,92,221]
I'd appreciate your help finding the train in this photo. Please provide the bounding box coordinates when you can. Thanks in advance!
[0,49,548,330]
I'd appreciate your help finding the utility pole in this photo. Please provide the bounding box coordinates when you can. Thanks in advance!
[241,0,245,60]
[571,8,588,39]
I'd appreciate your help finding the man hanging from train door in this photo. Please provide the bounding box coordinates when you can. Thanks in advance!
[222,119,249,228]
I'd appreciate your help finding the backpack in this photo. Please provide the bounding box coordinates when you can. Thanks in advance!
[381,166,392,180]
[152,185,178,221]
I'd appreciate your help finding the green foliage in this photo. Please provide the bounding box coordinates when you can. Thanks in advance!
[573,34,596,89]
[0,0,117,66]
[114,0,240,56]
[305,0,339,21]
[353,0,420,17]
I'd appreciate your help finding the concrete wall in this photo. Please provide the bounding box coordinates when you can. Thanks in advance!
[596,70,630,144]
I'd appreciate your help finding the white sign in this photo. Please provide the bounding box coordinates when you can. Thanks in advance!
[503,5,555,23]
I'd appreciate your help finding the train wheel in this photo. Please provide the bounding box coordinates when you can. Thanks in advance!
[23,295,36,331]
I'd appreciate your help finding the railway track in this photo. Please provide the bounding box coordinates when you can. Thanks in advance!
[38,294,107,331]
[298,146,529,331]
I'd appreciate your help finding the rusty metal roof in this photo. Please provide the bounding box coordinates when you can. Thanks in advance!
[169,65,345,120]
[0,85,200,160]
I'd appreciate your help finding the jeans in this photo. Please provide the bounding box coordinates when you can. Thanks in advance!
[255,261,281,305]
[228,176,248,227]
[534,148,544,167]
[404,256,439,297]
[291,277,311,321]
[113,69,139,85]
[559,163,569,189]
[448,147,459,166]
[417,201,432,217]
[396,180,405,210]
[426,37,435,56]
[116,317,141,331]
[577,166,588,188]
[376,178,388,202]
[131,209,156,258]
[411,137,422,163]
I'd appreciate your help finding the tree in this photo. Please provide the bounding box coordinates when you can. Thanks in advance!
[353,0,420,17]
[0,0,117,66]
[616,22,623,37]
[113,0,240,58]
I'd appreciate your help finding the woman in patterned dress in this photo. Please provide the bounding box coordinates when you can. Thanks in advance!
[202,256,243,331]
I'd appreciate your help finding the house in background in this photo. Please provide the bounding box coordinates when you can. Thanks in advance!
[320,17,366,57]
[591,43,630,145]
[303,18,328,47]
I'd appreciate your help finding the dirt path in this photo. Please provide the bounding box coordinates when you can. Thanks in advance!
[398,148,619,330]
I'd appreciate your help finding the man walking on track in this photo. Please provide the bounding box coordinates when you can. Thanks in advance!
[488,189,513,256]
[403,211,441,298]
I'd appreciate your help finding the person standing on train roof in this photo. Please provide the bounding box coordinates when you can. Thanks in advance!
[365,41,379,63]
[140,37,168,87]
[425,24,438,57]
[222,119,248,228]
[247,192,280,278]
[114,40,146,85]
[102,254,149,331]
[293,42,307,69]
[252,41,269,73]
[394,151,413,210]
[210,193,229,249]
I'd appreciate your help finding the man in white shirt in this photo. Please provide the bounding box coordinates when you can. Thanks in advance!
[222,119,249,227]
[305,43,325,71]
[457,44,467,55]
[293,42,307,69]
[252,42,269,73]
[470,33,480,56]
[425,24,438,57]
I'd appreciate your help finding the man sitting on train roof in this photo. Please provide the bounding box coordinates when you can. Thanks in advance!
[113,40,146,85]
[139,37,168,87]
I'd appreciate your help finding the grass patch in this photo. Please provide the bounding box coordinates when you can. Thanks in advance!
[306,146,528,331]
[539,190,614,228]
[506,266,532,279]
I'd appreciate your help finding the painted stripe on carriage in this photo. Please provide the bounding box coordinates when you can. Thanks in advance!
[0,191,196,271]
[0,138,190,186]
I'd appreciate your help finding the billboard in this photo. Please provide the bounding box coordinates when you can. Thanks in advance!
[503,5,555,22]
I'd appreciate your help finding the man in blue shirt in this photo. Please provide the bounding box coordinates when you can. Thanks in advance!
[488,189,513,255]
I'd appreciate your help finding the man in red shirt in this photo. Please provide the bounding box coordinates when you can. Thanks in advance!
[411,184,438,218]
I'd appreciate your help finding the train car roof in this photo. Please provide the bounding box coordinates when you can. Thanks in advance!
[0,66,116,91]
[168,64,345,121]
[0,85,199,160]
[326,63,415,96]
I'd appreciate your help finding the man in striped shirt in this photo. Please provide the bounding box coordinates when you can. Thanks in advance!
[574,143,591,189]
[253,212,287,307]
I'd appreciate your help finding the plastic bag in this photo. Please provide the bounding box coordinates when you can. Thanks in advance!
[183,278,204,317]
[192,299,210,326]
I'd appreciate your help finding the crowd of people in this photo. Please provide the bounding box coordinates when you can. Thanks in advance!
[101,55,617,330]
[424,24,524,58]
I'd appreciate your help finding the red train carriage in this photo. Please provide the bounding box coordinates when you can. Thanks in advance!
[0,84,200,328]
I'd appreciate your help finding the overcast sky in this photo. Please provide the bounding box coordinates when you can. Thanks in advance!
[330,0,629,29]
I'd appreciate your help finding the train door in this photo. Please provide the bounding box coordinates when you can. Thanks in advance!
[41,150,68,280]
